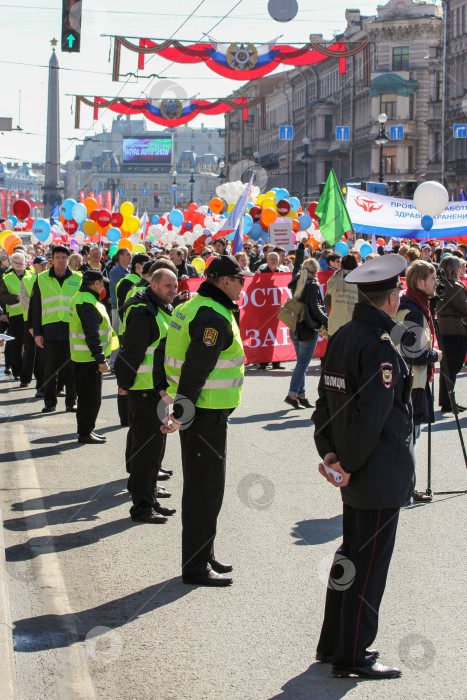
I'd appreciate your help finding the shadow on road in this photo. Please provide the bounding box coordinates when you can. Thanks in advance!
[291,515,342,546]
[270,662,358,699]
[230,409,296,425]
[13,576,193,652]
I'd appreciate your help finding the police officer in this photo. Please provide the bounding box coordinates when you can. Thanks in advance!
[69,270,118,444]
[30,245,81,413]
[20,255,47,392]
[160,255,253,586]
[115,269,178,523]
[0,251,34,382]
[312,254,415,679]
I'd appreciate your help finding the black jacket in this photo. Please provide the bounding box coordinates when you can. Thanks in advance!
[175,260,199,279]
[30,267,75,341]
[75,285,107,364]
[154,281,240,418]
[115,287,173,391]
[117,276,140,321]
[312,303,415,509]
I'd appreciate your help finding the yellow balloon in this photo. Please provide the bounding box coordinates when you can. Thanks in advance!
[256,194,265,206]
[286,210,298,219]
[0,231,11,249]
[120,201,134,218]
[227,203,236,214]
[125,215,140,234]
[191,257,206,274]
[262,198,277,211]
[132,243,146,253]
[83,220,97,236]
[265,191,276,200]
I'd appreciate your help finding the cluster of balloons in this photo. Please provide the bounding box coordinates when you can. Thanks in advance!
[335,238,373,260]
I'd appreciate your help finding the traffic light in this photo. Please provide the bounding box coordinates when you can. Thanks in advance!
[61,0,82,53]
[154,193,160,207]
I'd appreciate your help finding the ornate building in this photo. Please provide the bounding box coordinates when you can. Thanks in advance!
[445,0,467,192]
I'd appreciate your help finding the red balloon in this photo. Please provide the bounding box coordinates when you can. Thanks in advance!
[26,217,34,230]
[250,206,262,221]
[111,212,123,228]
[189,203,198,212]
[96,209,112,228]
[12,198,31,221]
[307,202,319,218]
[277,199,291,216]
[167,223,173,231]
[205,255,217,269]
[63,219,79,234]
[376,237,385,246]
[159,217,166,226]
[89,209,99,222]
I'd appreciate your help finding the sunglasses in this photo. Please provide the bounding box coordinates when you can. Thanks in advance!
[244,246,251,250]
[229,276,245,286]
[202,252,211,257]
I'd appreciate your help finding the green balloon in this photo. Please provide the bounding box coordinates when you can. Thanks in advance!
[109,244,119,257]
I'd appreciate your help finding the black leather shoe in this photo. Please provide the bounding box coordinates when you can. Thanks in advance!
[19,382,29,388]
[272,363,286,370]
[78,434,106,444]
[332,662,401,679]
[284,396,301,409]
[156,486,171,498]
[157,471,171,481]
[456,404,467,412]
[316,649,379,664]
[209,558,233,573]
[66,404,77,412]
[57,389,65,397]
[90,432,106,442]
[258,363,268,370]
[131,510,167,524]
[154,500,176,516]
[159,467,173,476]
[182,570,232,587]
[42,406,56,413]
[298,397,314,408]
[412,490,432,503]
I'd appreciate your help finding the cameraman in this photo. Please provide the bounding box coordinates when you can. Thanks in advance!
[437,255,467,413]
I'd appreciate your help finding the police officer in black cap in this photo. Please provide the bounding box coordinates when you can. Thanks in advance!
[158,255,253,586]
[312,254,415,679]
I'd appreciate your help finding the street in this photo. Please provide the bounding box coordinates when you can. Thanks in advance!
[1,361,466,700]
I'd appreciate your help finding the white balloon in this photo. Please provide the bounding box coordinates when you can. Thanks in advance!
[354,238,365,251]
[167,231,177,243]
[193,224,203,235]
[30,233,39,245]
[4,219,14,230]
[204,216,214,228]
[44,233,53,245]
[314,230,324,243]
[413,181,449,217]
[174,235,185,245]
[199,205,209,214]
[210,221,220,233]
[160,232,169,245]
[75,231,85,244]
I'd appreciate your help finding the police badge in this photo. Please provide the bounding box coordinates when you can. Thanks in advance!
[203,328,218,347]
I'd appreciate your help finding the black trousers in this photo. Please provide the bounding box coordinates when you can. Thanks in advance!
[180,408,229,575]
[43,339,76,408]
[21,324,42,386]
[116,333,129,426]
[126,390,166,516]
[8,315,24,378]
[75,361,103,435]
[438,334,467,408]
[316,504,400,667]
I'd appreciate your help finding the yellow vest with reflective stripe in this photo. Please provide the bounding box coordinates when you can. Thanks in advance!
[164,294,244,409]
[22,273,36,321]
[69,291,118,362]
[37,270,82,325]
[124,303,171,390]
[116,273,140,335]
[3,269,34,317]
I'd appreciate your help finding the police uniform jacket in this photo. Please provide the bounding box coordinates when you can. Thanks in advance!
[115,287,173,391]
[312,302,415,510]
[154,280,240,419]
[74,283,108,365]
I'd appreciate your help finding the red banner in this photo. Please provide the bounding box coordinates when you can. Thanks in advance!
[79,191,85,203]
[178,273,327,364]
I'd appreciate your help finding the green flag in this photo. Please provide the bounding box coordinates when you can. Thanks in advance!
[315,169,353,247]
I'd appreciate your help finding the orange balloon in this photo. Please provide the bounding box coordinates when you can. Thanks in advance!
[1,234,16,251]
[260,207,277,227]
[292,220,300,234]
[83,220,97,237]
[91,233,101,243]
[209,197,223,214]
[119,238,133,251]
[84,198,98,215]
[308,236,319,250]
[6,234,22,255]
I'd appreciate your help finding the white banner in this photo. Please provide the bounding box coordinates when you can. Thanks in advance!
[346,186,467,239]
[269,219,294,248]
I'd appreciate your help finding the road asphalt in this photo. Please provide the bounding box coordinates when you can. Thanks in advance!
[0,360,466,699]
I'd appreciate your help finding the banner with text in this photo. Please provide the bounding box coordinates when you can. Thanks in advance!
[178,273,327,363]
[346,186,467,239]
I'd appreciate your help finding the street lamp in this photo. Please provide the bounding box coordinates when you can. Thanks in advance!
[189,168,195,204]
[302,137,310,201]
[171,168,177,208]
[218,160,225,184]
[375,113,388,183]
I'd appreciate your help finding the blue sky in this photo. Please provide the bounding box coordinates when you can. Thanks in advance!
[0,0,384,164]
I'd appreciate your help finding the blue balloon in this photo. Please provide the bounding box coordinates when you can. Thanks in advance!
[275,188,289,201]
[32,218,51,242]
[106,227,122,243]
[243,213,253,234]
[299,214,312,231]
[9,215,18,227]
[169,209,184,227]
[71,202,87,224]
[421,215,434,232]
[152,215,159,225]
[334,241,349,257]
[248,222,264,241]
[185,221,192,230]
[360,243,373,260]
[289,196,301,212]
[61,198,77,221]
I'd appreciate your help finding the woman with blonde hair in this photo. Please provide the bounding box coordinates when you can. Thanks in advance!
[285,257,328,409]
[234,251,251,272]
[69,253,83,272]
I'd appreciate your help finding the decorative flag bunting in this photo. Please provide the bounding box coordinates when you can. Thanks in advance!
[111,36,370,82]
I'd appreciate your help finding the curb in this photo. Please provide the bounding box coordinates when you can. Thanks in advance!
[0,510,19,700]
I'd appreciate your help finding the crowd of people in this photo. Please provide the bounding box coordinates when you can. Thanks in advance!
[1,229,466,678]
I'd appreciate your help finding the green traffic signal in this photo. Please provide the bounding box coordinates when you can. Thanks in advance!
[61,0,81,53]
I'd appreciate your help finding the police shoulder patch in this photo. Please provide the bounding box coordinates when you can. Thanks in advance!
[380,361,394,389]
[203,327,218,347]
[323,370,348,393]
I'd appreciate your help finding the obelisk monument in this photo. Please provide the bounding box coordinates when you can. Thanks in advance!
[43,39,62,216]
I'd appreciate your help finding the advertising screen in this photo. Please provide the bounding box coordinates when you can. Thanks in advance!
[122,138,172,164]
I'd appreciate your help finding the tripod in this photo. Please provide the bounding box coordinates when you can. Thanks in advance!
[425,310,467,496]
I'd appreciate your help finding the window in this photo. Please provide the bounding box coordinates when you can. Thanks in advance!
[380,93,397,119]
[433,132,441,163]
[382,146,396,174]
[408,93,415,119]
[393,47,409,71]
[324,114,333,139]
[435,71,443,102]
[324,160,333,180]
[408,146,414,172]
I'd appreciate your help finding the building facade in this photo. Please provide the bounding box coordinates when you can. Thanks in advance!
[445,0,467,191]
